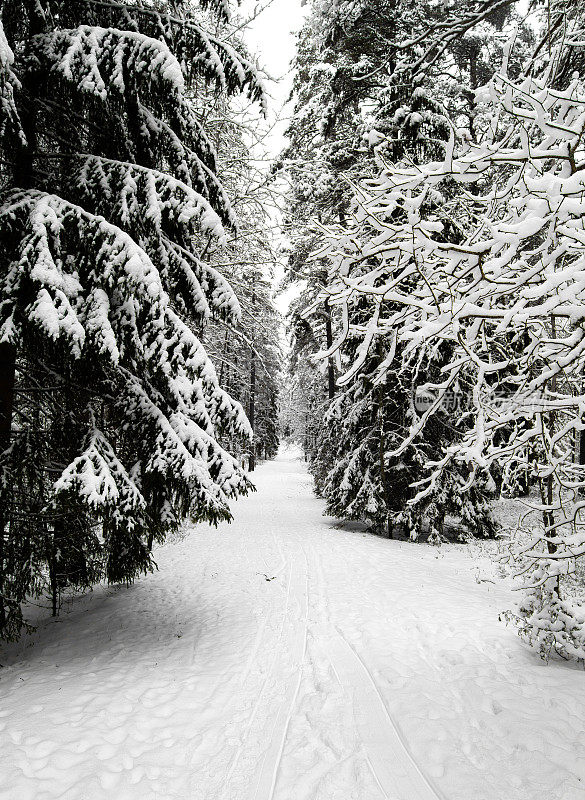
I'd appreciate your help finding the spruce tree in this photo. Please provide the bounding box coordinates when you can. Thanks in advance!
[0,0,262,639]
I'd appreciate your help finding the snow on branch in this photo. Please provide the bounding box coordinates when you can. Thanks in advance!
[136,104,238,229]
[117,366,250,523]
[163,306,251,438]
[0,186,247,428]
[72,154,227,242]
[0,188,251,525]
[161,238,242,324]
[0,189,166,360]
[311,58,585,659]
[33,25,185,104]
[54,427,147,522]
[55,1,265,103]
[61,0,232,25]
[63,153,242,324]
[0,19,24,146]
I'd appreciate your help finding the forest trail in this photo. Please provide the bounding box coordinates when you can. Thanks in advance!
[1,449,585,800]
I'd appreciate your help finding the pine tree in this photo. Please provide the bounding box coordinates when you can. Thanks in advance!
[307,301,497,539]
[282,0,519,226]
[0,0,262,639]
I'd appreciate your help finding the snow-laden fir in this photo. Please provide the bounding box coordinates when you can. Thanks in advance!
[0,0,263,639]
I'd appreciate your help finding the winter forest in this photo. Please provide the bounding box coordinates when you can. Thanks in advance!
[1,0,585,798]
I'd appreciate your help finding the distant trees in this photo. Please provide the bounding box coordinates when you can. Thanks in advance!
[0,0,267,639]
[199,89,283,472]
[205,258,281,470]
[283,0,518,538]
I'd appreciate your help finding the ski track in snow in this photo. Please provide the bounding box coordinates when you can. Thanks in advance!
[322,628,442,800]
[1,449,585,800]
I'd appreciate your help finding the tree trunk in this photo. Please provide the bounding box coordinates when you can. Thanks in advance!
[49,532,59,617]
[0,343,16,633]
[541,315,558,587]
[377,388,393,539]
[542,473,556,555]
[324,298,335,400]
[0,0,42,632]
[248,289,256,472]
[579,431,585,497]
[248,346,256,471]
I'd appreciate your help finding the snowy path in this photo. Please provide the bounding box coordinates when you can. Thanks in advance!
[1,450,585,800]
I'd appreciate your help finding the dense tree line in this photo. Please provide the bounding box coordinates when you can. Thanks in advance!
[282,0,525,540]
[0,0,280,639]
[201,102,282,471]
[286,0,585,658]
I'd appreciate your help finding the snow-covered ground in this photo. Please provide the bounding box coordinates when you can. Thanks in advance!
[1,448,584,800]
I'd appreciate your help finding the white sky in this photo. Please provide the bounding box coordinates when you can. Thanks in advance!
[234,1,308,315]
[230,0,309,316]
[239,0,308,154]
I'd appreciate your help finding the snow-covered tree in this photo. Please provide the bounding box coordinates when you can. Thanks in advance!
[197,90,283,470]
[0,0,263,639]
[282,0,520,227]
[205,260,281,468]
[313,42,585,657]
[285,0,513,536]
[309,334,498,539]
